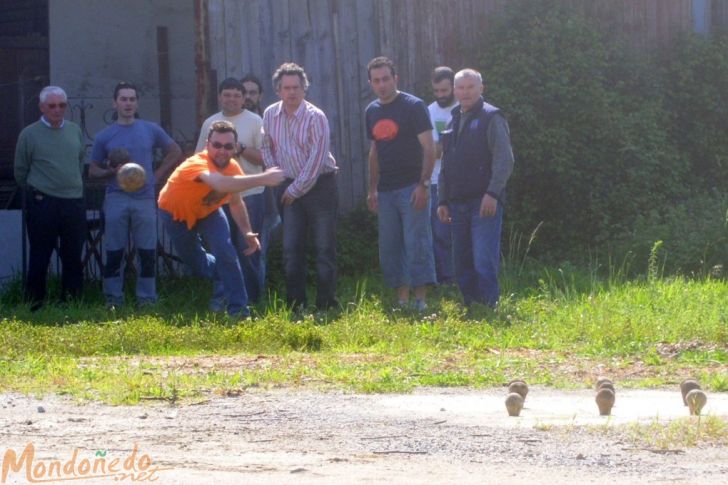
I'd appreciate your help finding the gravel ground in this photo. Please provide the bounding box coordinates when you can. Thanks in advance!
[1,388,726,484]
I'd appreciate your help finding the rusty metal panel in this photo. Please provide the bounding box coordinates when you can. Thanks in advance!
[194,0,215,131]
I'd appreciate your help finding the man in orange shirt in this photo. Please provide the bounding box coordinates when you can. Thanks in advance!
[159,121,284,318]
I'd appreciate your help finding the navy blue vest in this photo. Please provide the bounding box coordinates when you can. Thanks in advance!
[440,98,502,204]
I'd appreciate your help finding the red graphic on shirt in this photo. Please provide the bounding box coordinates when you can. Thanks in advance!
[372,119,399,141]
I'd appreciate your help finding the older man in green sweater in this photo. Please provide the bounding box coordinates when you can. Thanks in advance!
[14,86,86,310]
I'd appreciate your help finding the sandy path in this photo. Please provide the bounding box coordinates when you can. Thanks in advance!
[1,388,726,484]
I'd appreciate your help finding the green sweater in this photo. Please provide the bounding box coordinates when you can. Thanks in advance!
[14,120,85,199]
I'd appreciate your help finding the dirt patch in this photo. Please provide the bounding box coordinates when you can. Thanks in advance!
[80,350,727,386]
[79,353,396,377]
[1,388,727,484]
[79,354,284,375]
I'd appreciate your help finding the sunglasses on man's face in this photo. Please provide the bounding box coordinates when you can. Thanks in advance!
[211,141,236,151]
[46,102,68,109]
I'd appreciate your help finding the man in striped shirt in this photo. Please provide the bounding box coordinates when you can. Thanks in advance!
[261,63,339,311]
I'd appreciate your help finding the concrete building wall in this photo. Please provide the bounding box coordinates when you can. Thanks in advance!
[0,1,198,287]
[49,0,198,150]
[0,211,27,286]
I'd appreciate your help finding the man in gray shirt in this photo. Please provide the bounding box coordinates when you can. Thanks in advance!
[436,69,514,307]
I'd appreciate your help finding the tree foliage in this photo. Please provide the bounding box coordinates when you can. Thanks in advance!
[472,1,727,273]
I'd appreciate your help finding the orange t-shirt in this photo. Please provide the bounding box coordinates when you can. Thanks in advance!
[158,151,244,229]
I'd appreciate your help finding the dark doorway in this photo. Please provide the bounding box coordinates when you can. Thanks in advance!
[0,0,49,209]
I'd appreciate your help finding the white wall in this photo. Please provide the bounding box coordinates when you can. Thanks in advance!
[0,211,64,288]
[0,209,182,288]
[0,1,197,287]
[49,0,198,150]
[0,211,26,286]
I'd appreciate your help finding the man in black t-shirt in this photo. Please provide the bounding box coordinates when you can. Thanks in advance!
[365,56,436,312]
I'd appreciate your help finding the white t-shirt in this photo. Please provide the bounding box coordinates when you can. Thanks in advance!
[195,110,264,196]
[428,101,458,184]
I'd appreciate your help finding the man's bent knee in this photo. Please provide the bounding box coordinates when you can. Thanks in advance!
[103,249,124,278]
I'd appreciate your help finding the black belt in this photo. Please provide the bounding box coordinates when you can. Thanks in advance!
[283,171,336,185]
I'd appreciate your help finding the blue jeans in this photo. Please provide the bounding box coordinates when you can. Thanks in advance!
[226,192,264,303]
[377,183,436,288]
[449,199,503,307]
[159,208,249,316]
[277,172,338,310]
[430,184,453,284]
[103,192,157,305]
[261,186,282,294]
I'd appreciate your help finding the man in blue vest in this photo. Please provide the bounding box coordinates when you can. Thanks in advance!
[437,69,514,308]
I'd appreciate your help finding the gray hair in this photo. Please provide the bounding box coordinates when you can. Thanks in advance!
[39,86,67,103]
[454,69,483,85]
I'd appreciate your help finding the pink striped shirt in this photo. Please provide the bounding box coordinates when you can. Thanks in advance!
[262,100,337,198]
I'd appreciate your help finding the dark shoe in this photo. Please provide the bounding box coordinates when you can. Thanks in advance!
[228,309,251,322]
[208,297,226,313]
[316,298,340,312]
[136,299,156,311]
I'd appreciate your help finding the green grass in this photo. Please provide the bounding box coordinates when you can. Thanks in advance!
[0,265,725,404]
[621,416,728,449]
[579,415,728,450]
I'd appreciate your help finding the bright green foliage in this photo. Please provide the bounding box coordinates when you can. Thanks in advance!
[0,270,725,403]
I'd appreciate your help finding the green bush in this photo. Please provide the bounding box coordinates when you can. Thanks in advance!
[476,1,686,260]
[623,191,727,275]
[660,32,728,190]
[336,204,379,278]
[467,0,728,276]
[264,204,380,297]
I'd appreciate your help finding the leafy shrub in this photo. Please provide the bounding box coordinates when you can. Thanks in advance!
[336,204,379,278]
[475,0,686,260]
[264,203,380,297]
[466,2,728,276]
[660,32,728,190]
[282,323,323,351]
[623,191,727,275]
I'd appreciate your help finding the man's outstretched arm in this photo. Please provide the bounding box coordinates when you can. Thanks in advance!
[198,167,285,193]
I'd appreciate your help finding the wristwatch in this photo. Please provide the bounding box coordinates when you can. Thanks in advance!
[420,180,431,189]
